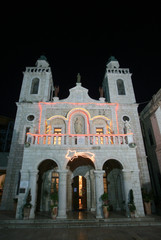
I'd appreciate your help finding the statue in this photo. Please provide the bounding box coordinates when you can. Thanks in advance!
[74,117,83,134]
[124,120,131,133]
[54,85,59,97]
[77,73,81,83]
[99,87,104,97]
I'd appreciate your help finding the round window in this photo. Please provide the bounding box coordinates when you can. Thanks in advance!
[27,115,35,121]
[122,116,130,122]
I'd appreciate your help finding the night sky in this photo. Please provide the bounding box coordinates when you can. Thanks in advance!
[1,4,161,119]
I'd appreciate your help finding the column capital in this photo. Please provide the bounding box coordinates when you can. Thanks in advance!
[94,170,105,175]
[29,170,39,176]
[122,169,140,173]
[57,170,68,174]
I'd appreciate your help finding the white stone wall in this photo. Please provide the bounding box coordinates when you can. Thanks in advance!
[14,142,145,218]
[104,72,136,104]
[117,104,150,186]
[19,67,53,103]
[2,58,148,220]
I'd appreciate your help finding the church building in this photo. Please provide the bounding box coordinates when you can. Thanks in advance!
[1,56,150,219]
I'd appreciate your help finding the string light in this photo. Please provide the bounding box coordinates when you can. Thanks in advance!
[38,102,119,134]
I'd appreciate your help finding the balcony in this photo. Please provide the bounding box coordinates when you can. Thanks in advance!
[26,133,134,147]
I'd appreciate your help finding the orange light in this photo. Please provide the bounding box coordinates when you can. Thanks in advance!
[115,104,119,133]
[38,102,42,133]
[38,102,120,134]
[27,132,133,137]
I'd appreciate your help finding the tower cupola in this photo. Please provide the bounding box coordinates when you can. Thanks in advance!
[36,55,49,67]
[106,56,120,69]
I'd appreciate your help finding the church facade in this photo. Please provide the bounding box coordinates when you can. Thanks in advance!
[1,56,150,219]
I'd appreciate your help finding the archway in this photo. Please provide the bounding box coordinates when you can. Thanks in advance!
[103,159,124,212]
[67,156,95,211]
[36,159,58,212]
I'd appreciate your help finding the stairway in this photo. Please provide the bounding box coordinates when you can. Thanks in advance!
[0,211,161,229]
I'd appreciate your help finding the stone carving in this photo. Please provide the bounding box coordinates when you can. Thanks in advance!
[54,85,59,97]
[99,87,104,97]
[77,73,81,83]
[74,117,83,134]
[124,120,131,133]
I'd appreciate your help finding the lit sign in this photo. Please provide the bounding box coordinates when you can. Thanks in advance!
[65,149,95,162]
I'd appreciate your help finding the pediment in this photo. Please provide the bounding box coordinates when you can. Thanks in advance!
[61,83,100,103]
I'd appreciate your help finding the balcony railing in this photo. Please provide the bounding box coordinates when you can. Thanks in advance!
[26,133,133,147]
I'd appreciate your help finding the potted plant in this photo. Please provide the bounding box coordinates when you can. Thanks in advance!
[50,182,58,219]
[23,189,32,219]
[128,189,136,218]
[142,188,153,215]
[101,192,110,218]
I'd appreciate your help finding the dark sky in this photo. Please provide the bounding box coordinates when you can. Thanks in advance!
[1,4,161,118]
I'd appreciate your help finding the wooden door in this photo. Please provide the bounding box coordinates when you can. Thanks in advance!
[73,176,79,210]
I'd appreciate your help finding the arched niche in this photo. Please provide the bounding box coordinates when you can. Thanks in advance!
[68,110,90,134]
[46,117,66,134]
[92,117,112,134]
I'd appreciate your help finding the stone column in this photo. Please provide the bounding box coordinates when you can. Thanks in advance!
[122,170,132,217]
[29,170,38,219]
[94,170,105,218]
[57,170,68,219]
[86,174,90,210]
[16,170,29,219]
[90,169,95,211]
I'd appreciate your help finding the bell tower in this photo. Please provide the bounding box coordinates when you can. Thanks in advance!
[102,56,136,103]
[19,55,54,102]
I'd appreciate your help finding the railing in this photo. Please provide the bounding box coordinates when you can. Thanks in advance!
[107,68,129,74]
[26,67,51,73]
[26,133,133,147]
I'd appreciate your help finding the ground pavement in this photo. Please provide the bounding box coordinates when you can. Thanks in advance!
[1,226,161,240]
[1,211,161,240]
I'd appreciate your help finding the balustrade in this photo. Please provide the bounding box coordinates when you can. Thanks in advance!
[26,133,133,147]
[107,68,129,74]
[26,67,50,73]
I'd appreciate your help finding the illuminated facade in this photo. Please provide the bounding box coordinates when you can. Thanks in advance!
[1,56,150,219]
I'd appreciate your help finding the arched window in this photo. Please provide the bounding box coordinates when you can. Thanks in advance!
[30,78,39,94]
[117,79,126,95]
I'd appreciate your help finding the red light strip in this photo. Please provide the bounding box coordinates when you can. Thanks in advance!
[115,104,119,133]
[68,109,90,134]
[38,102,42,133]
[38,102,119,134]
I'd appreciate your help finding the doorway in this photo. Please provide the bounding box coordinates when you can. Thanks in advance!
[67,155,95,212]
[36,159,58,212]
[103,159,124,211]
[72,176,87,210]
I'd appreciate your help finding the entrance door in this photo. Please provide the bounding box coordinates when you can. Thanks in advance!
[72,176,87,210]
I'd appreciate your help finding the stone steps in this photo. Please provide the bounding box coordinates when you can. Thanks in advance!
[1,217,161,229]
